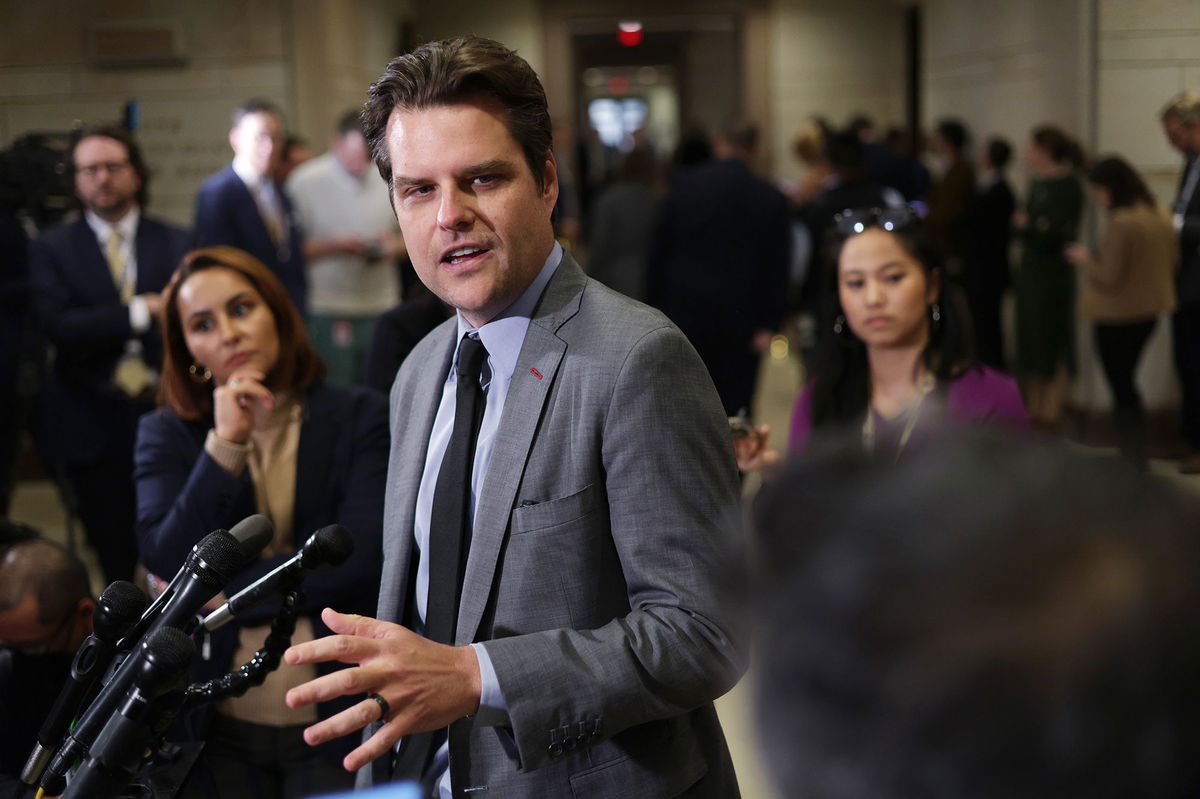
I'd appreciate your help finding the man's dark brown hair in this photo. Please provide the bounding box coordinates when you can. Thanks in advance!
[361,35,552,194]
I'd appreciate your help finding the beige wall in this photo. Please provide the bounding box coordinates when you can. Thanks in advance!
[769,0,908,182]
[0,0,412,227]
[922,0,1091,189]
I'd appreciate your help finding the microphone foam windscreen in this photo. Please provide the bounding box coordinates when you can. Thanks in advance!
[100,580,149,623]
[313,525,354,566]
[144,627,196,674]
[194,530,249,579]
[230,514,274,560]
[139,627,197,693]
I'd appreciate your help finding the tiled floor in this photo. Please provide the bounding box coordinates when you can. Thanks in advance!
[9,347,1192,799]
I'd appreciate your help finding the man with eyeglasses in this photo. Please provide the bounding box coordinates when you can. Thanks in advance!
[29,125,189,585]
[0,538,96,794]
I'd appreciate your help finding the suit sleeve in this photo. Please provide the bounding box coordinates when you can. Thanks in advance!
[30,236,134,354]
[479,325,746,772]
[134,410,252,577]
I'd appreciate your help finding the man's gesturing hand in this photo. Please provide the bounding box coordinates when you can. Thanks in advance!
[284,607,482,772]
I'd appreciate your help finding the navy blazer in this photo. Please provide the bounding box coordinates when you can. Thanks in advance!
[133,383,388,749]
[30,214,189,463]
[194,164,307,312]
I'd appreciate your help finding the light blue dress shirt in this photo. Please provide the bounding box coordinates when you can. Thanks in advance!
[410,243,563,797]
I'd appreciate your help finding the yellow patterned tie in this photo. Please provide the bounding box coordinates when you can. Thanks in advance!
[105,229,132,301]
[106,228,150,397]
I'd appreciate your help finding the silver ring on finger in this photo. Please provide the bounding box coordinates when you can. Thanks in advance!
[368,692,391,722]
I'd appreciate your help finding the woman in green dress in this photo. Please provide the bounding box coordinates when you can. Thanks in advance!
[1014,125,1084,428]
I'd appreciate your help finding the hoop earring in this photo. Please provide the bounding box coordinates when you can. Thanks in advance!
[833,314,847,335]
[189,363,212,383]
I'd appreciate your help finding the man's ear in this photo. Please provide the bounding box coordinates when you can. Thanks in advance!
[76,597,96,626]
[541,151,559,210]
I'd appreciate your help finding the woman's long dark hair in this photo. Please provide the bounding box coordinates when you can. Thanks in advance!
[1086,156,1157,209]
[809,217,976,433]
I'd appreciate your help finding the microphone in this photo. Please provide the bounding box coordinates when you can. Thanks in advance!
[61,627,196,799]
[20,581,148,786]
[41,529,248,795]
[203,524,354,631]
[230,513,274,559]
[128,514,274,643]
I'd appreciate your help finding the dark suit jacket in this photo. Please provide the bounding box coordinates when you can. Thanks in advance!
[362,291,451,393]
[30,214,189,464]
[194,165,307,312]
[966,176,1016,298]
[1176,155,1200,306]
[363,253,745,798]
[648,158,791,343]
[133,383,388,753]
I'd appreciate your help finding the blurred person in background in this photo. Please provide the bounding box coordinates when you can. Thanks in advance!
[195,99,307,313]
[30,124,189,584]
[925,118,975,275]
[1160,92,1200,472]
[1013,125,1085,430]
[799,131,902,323]
[1066,156,1177,468]
[649,120,791,416]
[964,137,1017,370]
[586,146,660,302]
[753,427,1200,798]
[789,208,1026,460]
[0,537,95,797]
[134,247,387,798]
[275,134,314,184]
[286,110,404,386]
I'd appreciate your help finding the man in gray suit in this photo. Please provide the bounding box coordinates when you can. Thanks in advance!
[283,36,745,798]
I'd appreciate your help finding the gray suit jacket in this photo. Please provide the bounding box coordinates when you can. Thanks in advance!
[362,252,745,798]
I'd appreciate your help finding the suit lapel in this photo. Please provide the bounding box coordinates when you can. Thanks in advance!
[72,219,121,304]
[456,256,587,645]
[378,321,458,625]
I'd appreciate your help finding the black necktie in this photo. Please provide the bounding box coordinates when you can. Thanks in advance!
[393,334,488,788]
[426,333,488,645]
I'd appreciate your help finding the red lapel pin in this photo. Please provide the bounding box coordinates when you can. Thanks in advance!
[530,367,543,380]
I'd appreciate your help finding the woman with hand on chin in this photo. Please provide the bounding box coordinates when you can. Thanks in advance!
[133,246,388,798]
[789,208,1028,460]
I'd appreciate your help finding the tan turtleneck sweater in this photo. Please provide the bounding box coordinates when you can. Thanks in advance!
[204,396,318,726]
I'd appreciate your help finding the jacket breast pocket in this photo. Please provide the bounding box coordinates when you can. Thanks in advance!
[511,483,599,535]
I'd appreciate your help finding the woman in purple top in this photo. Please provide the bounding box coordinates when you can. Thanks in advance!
[788,207,1028,460]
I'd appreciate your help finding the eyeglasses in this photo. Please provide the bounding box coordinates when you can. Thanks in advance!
[75,161,131,178]
[833,204,926,236]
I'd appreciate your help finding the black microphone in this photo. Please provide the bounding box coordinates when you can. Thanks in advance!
[20,581,148,786]
[41,529,248,795]
[61,627,196,799]
[230,513,274,559]
[203,524,354,631]
[128,515,274,644]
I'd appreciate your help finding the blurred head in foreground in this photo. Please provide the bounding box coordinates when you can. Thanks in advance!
[753,429,1200,798]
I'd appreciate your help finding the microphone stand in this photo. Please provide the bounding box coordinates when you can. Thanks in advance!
[64,586,305,799]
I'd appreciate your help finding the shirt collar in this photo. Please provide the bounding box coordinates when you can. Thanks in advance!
[84,206,140,243]
[232,157,270,190]
[453,241,563,382]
